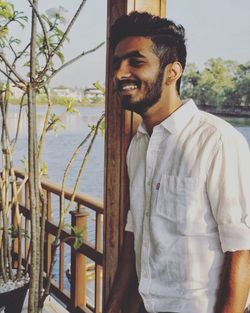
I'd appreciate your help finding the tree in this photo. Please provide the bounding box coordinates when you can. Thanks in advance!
[181,58,248,108]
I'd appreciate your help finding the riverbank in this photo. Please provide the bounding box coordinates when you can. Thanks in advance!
[198,105,250,118]
[9,97,105,107]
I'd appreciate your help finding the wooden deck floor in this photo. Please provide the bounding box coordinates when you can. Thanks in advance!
[22,294,69,313]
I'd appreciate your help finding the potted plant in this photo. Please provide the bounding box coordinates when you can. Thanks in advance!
[0,1,104,312]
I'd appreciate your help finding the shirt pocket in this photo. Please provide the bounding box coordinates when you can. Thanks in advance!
[155,175,198,223]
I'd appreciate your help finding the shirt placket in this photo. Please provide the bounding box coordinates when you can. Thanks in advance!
[140,128,163,311]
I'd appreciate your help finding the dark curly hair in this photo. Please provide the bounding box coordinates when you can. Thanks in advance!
[110,11,187,94]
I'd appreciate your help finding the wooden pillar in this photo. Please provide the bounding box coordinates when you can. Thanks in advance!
[70,207,88,310]
[104,0,167,309]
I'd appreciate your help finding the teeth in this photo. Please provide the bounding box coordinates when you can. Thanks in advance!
[122,85,137,91]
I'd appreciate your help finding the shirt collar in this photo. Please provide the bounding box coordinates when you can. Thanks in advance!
[137,99,199,136]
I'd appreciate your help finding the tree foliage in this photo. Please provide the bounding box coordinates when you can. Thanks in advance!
[182,58,250,107]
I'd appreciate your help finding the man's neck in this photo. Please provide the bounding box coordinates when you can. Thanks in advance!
[142,94,182,135]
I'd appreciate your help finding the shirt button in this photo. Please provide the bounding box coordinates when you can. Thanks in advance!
[145,211,149,217]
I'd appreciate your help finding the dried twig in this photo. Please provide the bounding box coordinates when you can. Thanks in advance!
[0,53,26,84]
[45,41,105,85]
[27,0,50,56]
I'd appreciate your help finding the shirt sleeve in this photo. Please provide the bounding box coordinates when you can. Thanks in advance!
[207,130,250,252]
[125,210,134,232]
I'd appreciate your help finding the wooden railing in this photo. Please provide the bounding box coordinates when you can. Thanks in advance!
[12,168,103,313]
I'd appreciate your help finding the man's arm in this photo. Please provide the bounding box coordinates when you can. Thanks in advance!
[215,250,250,313]
[105,231,144,313]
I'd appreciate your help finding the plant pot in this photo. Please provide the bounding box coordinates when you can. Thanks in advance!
[0,283,29,313]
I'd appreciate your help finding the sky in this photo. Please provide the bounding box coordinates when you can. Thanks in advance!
[3,0,250,88]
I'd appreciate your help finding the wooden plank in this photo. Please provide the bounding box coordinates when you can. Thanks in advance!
[95,213,102,312]
[127,0,166,16]
[128,0,160,14]
[14,168,103,214]
[104,0,167,309]
[19,204,103,265]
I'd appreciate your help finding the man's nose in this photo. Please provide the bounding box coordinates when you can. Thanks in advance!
[115,60,131,80]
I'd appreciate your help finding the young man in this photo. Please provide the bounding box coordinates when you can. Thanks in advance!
[107,12,250,313]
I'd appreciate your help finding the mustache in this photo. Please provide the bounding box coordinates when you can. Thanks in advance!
[114,79,141,92]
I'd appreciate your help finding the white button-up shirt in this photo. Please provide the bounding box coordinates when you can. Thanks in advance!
[125,99,250,313]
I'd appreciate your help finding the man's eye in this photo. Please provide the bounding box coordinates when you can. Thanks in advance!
[129,59,144,67]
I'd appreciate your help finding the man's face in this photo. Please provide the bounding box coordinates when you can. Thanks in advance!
[113,37,164,115]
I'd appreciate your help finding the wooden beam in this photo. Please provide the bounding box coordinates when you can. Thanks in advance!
[103,0,167,309]
[127,0,166,16]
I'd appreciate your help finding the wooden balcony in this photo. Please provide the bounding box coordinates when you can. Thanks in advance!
[12,168,103,313]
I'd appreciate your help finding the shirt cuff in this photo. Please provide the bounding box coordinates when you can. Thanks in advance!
[125,210,134,232]
[218,221,250,252]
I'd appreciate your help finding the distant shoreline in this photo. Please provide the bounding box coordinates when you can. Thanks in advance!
[9,102,105,108]
[9,102,250,118]
[198,106,250,118]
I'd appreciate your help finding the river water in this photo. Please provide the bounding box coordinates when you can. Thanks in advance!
[7,105,105,199]
[6,105,250,198]
[4,104,250,206]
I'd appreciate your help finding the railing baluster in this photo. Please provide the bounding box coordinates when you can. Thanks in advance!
[95,212,102,313]
[13,169,103,312]
[59,196,65,290]
[45,190,52,274]
[70,206,89,311]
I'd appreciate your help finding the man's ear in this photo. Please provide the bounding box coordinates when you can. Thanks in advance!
[163,62,183,85]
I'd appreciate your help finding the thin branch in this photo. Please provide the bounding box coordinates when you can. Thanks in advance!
[0,69,18,86]
[44,41,105,85]
[0,53,26,84]
[15,42,31,64]
[9,41,18,59]
[53,0,86,54]
[0,95,11,145]
[37,0,87,81]
[37,86,51,161]
[7,175,28,214]
[41,113,104,305]
[27,0,50,56]
[11,92,26,153]
[65,113,105,213]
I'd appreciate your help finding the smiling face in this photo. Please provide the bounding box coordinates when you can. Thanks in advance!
[113,37,164,115]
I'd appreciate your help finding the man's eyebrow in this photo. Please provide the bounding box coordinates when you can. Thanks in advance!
[113,50,146,64]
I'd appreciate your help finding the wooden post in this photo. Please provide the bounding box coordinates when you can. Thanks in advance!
[70,206,89,311]
[95,212,102,313]
[104,0,167,309]
[59,196,65,291]
[44,190,52,274]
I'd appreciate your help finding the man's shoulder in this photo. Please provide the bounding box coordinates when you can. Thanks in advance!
[198,110,246,144]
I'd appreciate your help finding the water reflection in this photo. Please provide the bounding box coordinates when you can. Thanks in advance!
[2,105,105,199]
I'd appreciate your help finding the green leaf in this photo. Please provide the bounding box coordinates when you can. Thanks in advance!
[40,161,48,176]
[21,156,28,172]
[99,119,105,136]
[93,81,105,94]
[70,225,86,250]
[55,50,65,64]
[0,1,14,20]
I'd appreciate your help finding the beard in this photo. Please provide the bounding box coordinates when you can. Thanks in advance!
[119,69,164,115]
